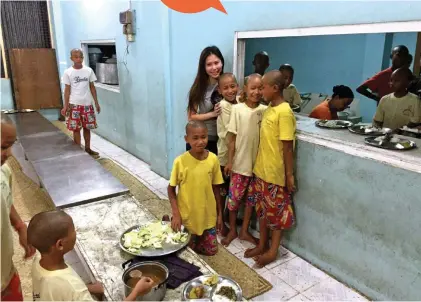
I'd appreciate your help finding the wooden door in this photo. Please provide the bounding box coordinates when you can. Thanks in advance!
[9,48,62,110]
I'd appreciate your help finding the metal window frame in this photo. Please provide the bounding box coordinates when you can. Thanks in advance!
[233,21,421,87]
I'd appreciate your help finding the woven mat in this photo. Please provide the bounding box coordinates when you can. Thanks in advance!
[98,158,272,299]
[9,121,272,300]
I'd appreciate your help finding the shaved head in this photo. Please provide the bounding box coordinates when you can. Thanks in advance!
[262,70,285,90]
[218,73,237,84]
[244,73,262,86]
[185,120,207,135]
[393,67,413,82]
[27,210,74,253]
[70,48,83,57]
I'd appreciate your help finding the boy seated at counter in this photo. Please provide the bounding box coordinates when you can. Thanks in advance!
[279,64,302,106]
[373,68,421,130]
[28,210,154,301]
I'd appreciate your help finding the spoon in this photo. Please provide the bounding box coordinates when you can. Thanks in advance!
[129,270,143,279]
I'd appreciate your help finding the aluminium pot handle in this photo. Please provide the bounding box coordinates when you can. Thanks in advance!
[122,259,133,270]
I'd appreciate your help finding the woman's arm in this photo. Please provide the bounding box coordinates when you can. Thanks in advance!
[188,103,221,121]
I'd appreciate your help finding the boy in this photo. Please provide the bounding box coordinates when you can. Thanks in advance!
[216,73,239,236]
[28,210,154,301]
[244,70,296,267]
[279,64,302,106]
[1,113,36,301]
[357,45,409,104]
[373,67,421,130]
[252,51,270,76]
[61,49,100,156]
[168,121,224,256]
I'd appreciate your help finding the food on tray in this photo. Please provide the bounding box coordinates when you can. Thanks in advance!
[188,285,205,299]
[203,274,219,286]
[364,125,382,133]
[401,125,421,133]
[374,135,400,143]
[322,120,338,128]
[122,221,188,253]
[213,286,237,301]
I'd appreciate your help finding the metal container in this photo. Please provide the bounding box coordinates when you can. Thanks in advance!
[96,62,119,85]
[122,261,169,301]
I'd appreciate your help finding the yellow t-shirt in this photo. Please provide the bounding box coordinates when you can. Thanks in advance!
[253,102,296,187]
[1,163,15,291]
[283,84,302,106]
[373,92,421,129]
[169,152,224,235]
[32,256,93,301]
[217,97,240,166]
[228,103,267,176]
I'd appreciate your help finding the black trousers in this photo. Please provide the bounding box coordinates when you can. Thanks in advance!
[186,140,218,155]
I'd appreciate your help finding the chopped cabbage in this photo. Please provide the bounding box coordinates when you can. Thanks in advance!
[122,221,188,252]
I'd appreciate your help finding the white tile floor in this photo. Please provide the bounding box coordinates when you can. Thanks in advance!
[83,131,369,301]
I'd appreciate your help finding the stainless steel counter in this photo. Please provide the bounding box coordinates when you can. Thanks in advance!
[9,112,129,208]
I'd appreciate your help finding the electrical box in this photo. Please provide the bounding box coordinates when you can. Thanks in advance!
[119,9,136,42]
[119,10,133,24]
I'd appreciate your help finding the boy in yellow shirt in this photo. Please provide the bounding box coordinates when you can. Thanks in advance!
[28,210,154,301]
[244,70,296,267]
[1,113,36,301]
[373,67,421,130]
[168,121,224,256]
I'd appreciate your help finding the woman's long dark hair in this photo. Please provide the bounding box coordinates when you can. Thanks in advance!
[187,46,224,113]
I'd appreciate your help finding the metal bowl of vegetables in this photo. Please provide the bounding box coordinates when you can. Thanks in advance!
[120,221,191,257]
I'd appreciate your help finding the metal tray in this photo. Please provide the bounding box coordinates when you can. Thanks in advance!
[397,128,421,139]
[364,136,417,151]
[315,119,353,129]
[119,222,191,257]
[182,274,242,301]
[348,124,391,136]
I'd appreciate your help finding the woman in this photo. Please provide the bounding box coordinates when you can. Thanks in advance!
[309,85,354,120]
[187,46,224,154]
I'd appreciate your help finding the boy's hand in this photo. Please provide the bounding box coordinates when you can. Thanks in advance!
[216,214,223,233]
[133,277,154,296]
[17,225,36,259]
[171,210,182,232]
[95,103,101,114]
[87,281,104,295]
[61,106,68,117]
[286,174,296,193]
[223,164,232,178]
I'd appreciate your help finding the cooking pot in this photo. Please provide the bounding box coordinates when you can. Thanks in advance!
[122,261,169,301]
[96,62,119,85]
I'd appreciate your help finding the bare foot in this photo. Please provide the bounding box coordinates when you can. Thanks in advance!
[238,231,259,245]
[86,149,99,156]
[220,224,229,237]
[244,246,265,258]
[221,230,238,246]
[254,250,277,267]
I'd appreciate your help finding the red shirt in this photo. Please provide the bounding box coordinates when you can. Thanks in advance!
[361,68,393,100]
[309,101,338,120]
